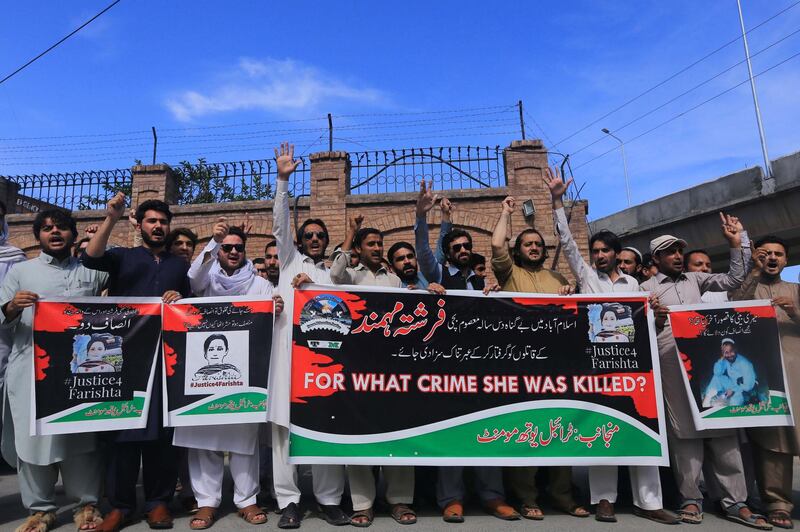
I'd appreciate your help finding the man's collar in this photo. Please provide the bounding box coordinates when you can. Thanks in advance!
[302,254,327,269]
[655,271,686,283]
[447,263,477,278]
[138,245,168,258]
[597,267,634,283]
[38,252,72,266]
[354,262,389,276]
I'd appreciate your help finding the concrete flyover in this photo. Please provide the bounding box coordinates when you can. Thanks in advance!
[590,150,800,269]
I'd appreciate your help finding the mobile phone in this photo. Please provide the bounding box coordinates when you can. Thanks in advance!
[522,200,535,218]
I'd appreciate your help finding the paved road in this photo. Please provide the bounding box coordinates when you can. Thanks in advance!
[1,464,797,531]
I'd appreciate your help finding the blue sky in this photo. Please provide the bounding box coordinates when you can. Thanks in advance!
[1,1,799,279]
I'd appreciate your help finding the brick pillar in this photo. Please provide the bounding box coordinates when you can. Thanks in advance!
[129,164,179,247]
[0,177,20,214]
[131,164,179,208]
[503,139,590,283]
[309,151,350,249]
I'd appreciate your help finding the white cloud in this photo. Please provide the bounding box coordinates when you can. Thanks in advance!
[165,57,386,121]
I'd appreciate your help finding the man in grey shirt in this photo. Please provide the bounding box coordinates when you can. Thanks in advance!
[641,214,766,529]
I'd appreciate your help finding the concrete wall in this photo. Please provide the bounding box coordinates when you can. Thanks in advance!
[591,150,800,268]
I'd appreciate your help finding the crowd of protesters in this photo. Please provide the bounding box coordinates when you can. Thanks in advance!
[0,142,797,532]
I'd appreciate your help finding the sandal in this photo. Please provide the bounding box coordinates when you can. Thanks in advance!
[442,501,464,523]
[725,505,773,530]
[557,504,590,518]
[769,511,794,530]
[390,504,417,525]
[483,498,520,521]
[350,508,374,528]
[15,511,56,532]
[318,504,350,526]
[74,504,103,531]
[278,502,301,529]
[189,507,217,530]
[678,506,704,525]
[520,503,544,521]
[238,504,268,525]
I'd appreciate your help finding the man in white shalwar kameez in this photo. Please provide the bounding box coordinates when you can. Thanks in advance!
[0,209,108,532]
[174,222,282,529]
[268,143,349,529]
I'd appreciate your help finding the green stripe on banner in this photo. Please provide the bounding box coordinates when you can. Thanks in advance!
[705,393,789,419]
[51,396,145,423]
[291,407,661,458]
[178,392,267,416]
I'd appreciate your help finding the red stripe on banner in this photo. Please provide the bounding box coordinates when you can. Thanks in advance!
[291,342,344,404]
[34,303,83,332]
[163,342,177,377]
[34,344,50,381]
[670,311,707,339]
[679,351,694,381]
[593,371,658,419]
[734,305,775,318]
[119,303,162,316]
[512,297,578,313]
[163,304,203,332]
[231,300,274,314]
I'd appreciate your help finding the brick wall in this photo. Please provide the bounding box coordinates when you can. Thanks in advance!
[5,140,590,286]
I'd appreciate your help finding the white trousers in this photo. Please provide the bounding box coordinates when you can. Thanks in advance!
[348,465,414,512]
[188,448,258,509]
[271,424,345,509]
[588,465,663,510]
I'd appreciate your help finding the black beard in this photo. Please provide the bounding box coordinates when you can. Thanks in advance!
[141,231,166,249]
[398,269,418,284]
[267,272,280,285]
[520,255,545,268]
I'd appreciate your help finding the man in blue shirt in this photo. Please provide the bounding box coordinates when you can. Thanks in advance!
[387,242,428,289]
[82,193,189,532]
[704,339,757,407]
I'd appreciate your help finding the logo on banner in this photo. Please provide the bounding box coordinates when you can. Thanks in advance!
[299,295,352,335]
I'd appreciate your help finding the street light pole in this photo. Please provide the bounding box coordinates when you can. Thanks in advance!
[736,0,772,180]
[601,128,631,207]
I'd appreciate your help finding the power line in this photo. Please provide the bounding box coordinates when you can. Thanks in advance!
[572,47,800,171]
[0,130,517,169]
[0,117,519,156]
[0,0,123,86]
[568,25,800,158]
[552,0,800,148]
[0,104,516,142]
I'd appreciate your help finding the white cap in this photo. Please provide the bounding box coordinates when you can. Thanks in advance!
[621,246,643,263]
[650,235,688,254]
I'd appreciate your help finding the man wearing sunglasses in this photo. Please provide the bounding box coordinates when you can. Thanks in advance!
[268,143,348,529]
[175,219,283,529]
[415,181,485,291]
[413,181,518,523]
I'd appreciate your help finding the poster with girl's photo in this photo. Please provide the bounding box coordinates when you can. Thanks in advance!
[669,300,794,430]
[162,296,274,427]
[31,297,163,436]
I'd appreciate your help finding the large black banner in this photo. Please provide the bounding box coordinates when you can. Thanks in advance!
[32,297,162,435]
[289,286,667,466]
[163,296,274,426]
